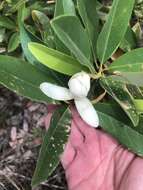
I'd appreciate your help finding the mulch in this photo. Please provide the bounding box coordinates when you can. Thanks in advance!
[0,86,68,190]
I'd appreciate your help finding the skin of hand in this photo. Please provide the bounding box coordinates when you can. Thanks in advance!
[45,106,143,190]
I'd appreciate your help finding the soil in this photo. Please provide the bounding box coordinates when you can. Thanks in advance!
[0,86,68,190]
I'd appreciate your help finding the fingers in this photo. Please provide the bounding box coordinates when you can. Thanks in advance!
[61,141,76,170]
[118,157,143,190]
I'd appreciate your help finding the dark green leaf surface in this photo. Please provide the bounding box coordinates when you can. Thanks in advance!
[77,0,99,59]
[28,42,89,76]
[0,56,54,103]
[51,15,94,72]
[97,0,135,63]
[19,23,42,65]
[109,48,143,72]
[97,109,143,157]
[54,0,72,55]
[54,0,76,17]
[8,32,20,52]
[32,106,71,187]
[95,102,130,124]
[100,77,139,126]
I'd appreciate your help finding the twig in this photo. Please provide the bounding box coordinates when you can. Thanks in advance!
[92,91,107,104]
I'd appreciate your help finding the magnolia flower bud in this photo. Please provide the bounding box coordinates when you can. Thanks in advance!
[68,71,90,99]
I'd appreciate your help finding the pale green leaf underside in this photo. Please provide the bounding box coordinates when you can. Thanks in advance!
[28,42,89,76]
[109,48,143,72]
[121,72,143,87]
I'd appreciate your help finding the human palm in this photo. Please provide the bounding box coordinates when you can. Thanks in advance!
[45,107,143,190]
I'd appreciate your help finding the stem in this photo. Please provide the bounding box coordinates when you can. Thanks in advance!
[91,91,106,104]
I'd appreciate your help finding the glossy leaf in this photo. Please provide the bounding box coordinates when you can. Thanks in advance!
[95,102,130,124]
[18,4,64,85]
[51,15,94,72]
[109,48,143,72]
[28,42,89,76]
[97,108,143,157]
[19,23,42,65]
[100,76,139,126]
[97,0,135,63]
[54,0,72,55]
[32,106,71,187]
[54,0,76,17]
[19,23,68,85]
[77,0,99,59]
[8,32,20,52]
[0,55,55,103]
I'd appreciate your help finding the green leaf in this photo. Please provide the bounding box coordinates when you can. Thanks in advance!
[32,106,71,187]
[0,16,16,29]
[19,22,68,85]
[54,0,76,17]
[97,0,135,63]
[8,32,20,52]
[0,28,5,43]
[134,99,143,113]
[100,76,139,126]
[8,0,27,13]
[121,72,143,87]
[120,27,136,52]
[28,42,89,76]
[77,0,99,60]
[32,10,55,48]
[51,15,94,72]
[109,48,143,72]
[19,23,42,65]
[95,102,130,124]
[0,55,55,103]
[54,0,72,55]
[96,108,143,157]
[18,3,43,65]
[127,83,143,99]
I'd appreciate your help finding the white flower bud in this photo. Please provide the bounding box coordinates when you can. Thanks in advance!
[68,72,90,99]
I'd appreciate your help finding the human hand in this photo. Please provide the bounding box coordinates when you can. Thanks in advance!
[61,109,143,190]
[45,106,143,190]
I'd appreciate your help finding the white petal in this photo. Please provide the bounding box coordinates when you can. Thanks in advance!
[68,71,90,98]
[75,97,99,128]
[40,82,73,101]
